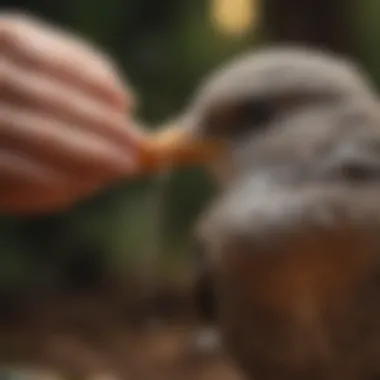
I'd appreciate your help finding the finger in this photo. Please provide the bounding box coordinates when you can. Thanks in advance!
[0,150,104,214]
[0,180,101,215]
[0,188,73,214]
[0,148,69,213]
[1,58,143,151]
[0,147,64,187]
[0,13,133,110]
[0,105,137,181]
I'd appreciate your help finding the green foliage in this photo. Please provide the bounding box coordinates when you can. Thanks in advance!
[354,0,380,87]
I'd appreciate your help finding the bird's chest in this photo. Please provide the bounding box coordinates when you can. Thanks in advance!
[197,176,380,378]
[213,231,380,380]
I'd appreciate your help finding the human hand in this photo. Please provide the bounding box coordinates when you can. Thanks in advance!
[0,13,142,214]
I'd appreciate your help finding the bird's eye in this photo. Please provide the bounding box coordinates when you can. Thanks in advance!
[202,100,274,138]
[237,100,274,134]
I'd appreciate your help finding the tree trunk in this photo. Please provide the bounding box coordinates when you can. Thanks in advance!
[261,0,359,59]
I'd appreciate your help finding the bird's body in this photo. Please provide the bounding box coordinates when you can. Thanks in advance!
[141,46,380,379]
[198,177,380,380]
[186,47,380,379]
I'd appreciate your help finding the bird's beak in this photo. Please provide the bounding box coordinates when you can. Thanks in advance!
[136,121,228,174]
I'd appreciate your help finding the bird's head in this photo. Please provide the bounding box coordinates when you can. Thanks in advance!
[139,46,379,187]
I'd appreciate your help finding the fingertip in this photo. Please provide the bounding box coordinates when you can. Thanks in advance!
[111,152,140,179]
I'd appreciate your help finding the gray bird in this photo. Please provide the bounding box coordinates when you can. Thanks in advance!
[140,46,380,380]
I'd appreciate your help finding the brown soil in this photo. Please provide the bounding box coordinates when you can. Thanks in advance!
[0,293,246,380]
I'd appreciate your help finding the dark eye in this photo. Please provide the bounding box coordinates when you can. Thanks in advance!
[237,100,274,134]
[202,100,274,138]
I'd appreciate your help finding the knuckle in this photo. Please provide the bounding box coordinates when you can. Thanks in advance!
[89,49,122,83]
[0,11,34,47]
[1,11,33,28]
[98,51,118,74]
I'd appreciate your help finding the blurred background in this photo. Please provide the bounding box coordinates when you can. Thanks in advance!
[0,0,379,379]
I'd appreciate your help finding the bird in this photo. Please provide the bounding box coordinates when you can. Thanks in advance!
[138,46,380,380]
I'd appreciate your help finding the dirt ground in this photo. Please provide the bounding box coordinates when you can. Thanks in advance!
[2,325,245,380]
[0,293,246,380]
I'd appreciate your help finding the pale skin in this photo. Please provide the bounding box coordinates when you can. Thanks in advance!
[0,13,146,214]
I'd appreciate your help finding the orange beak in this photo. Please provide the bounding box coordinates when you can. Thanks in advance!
[136,121,227,174]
